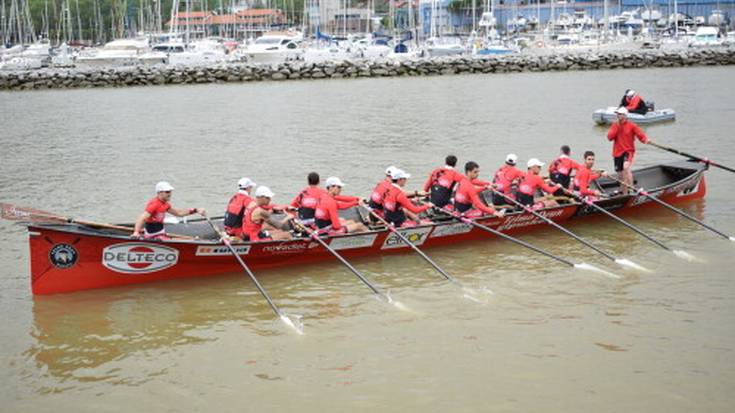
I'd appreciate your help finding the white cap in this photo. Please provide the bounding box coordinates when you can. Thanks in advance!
[237,177,256,189]
[506,153,518,165]
[615,107,629,115]
[527,158,545,168]
[255,186,274,198]
[385,165,398,176]
[626,89,636,97]
[155,181,174,192]
[391,169,411,180]
[325,176,345,188]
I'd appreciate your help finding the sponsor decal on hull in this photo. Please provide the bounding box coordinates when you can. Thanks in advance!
[496,209,565,231]
[430,223,473,238]
[381,227,433,249]
[262,242,319,253]
[328,234,378,250]
[49,243,79,269]
[102,243,179,274]
[196,245,251,256]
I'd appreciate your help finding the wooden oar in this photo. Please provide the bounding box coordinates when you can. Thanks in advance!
[204,216,303,335]
[488,190,649,272]
[293,219,407,310]
[557,187,696,261]
[609,176,735,242]
[437,207,618,278]
[648,140,735,174]
[0,203,194,239]
[362,205,488,300]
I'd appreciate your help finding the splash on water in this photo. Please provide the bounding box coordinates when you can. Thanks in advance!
[573,263,621,279]
[281,314,304,335]
[672,250,698,262]
[615,258,652,273]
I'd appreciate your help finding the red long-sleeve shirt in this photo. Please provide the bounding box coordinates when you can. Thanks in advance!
[423,166,464,192]
[607,120,649,157]
[454,177,496,215]
[518,172,559,196]
[548,155,581,176]
[384,184,430,215]
[369,179,392,206]
[573,167,602,197]
[314,194,359,230]
[493,165,525,193]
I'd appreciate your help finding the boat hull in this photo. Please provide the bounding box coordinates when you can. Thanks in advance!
[27,162,707,295]
[593,106,676,125]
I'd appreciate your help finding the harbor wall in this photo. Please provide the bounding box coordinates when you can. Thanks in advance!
[1,47,734,91]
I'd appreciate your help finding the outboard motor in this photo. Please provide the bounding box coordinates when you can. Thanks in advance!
[646,101,655,112]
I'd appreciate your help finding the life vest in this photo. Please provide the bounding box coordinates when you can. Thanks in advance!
[243,204,273,239]
[294,187,322,220]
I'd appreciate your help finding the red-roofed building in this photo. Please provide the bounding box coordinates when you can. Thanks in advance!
[166,9,285,38]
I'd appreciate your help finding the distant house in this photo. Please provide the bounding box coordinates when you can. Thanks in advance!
[166,9,286,39]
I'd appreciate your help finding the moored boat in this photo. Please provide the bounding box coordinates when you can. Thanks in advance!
[593,106,676,125]
[24,161,706,295]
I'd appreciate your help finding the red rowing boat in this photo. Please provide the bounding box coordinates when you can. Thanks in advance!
[24,161,707,295]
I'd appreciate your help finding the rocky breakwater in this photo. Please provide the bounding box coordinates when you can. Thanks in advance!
[1,47,734,91]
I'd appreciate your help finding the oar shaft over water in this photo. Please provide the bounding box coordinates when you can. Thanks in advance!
[648,141,735,174]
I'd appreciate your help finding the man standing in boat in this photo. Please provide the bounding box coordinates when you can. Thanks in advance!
[619,89,648,115]
[515,159,562,210]
[573,151,606,200]
[243,186,294,242]
[383,169,433,227]
[314,177,367,234]
[607,107,650,193]
[548,145,581,196]
[131,181,206,239]
[423,155,464,208]
[454,162,505,219]
[223,177,256,238]
[491,154,524,207]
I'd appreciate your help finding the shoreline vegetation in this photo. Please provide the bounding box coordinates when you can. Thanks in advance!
[2,47,734,91]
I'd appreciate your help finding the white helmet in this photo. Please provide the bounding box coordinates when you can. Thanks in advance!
[385,165,398,176]
[527,158,545,168]
[391,169,411,180]
[505,154,518,165]
[255,186,275,198]
[626,89,636,97]
[615,107,629,115]
[325,176,345,188]
[237,177,256,189]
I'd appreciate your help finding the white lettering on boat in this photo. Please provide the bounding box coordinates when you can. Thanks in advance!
[195,245,251,256]
[495,209,565,231]
[328,234,378,250]
[381,227,433,249]
[102,243,179,274]
[430,223,473,238]
[262,242,317,253]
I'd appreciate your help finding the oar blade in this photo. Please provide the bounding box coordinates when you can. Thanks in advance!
[573,263,620,279]
[614,258,652,273]
[280,313,305,335]
[672,250,698,262]
[0,203,63,223]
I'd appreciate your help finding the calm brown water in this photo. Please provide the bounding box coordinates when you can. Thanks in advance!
[1,66,734,412]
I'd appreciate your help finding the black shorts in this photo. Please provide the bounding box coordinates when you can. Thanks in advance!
[491,193,509,206]
[516,192,535,207]
[614,152,632,172]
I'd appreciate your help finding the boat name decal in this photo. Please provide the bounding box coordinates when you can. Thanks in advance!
[49,243,79,269]
[328,234,378,250]
[195,245,251,256]
[102,243,179,274]
[496,209,565,231]
[430,223,473,238]
[262,242,318,253]
[381,227,433,249]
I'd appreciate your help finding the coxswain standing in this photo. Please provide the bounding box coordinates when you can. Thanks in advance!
[548,145,581,196]
[491,154,524,206]
[619,89,648,115]
[242,186,294,241]
[314,177,367,234]
[515,159,563,209]
[573,151,606,200]
[607,107,649,193]
[383,169,433,227]
[223,177,256,238]
[454,162,505,219]
[423,155,464,208]
[132,181,206,239]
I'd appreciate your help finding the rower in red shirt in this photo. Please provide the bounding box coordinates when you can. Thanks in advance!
[223,177,256,238]
[368,166,398,216]
[454,161,505,219]
[384,169,433,227]
[291,172,354,225]
[314,177,367,235]
[243,186,294,242]
[573,151,606,200]
[619,89,647,115]
[132,181,206,239]
[491,153,525,206]
[607,107,650,193]
[515,158,563,210]
[423,155,464,208]
[548,145,581,195]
